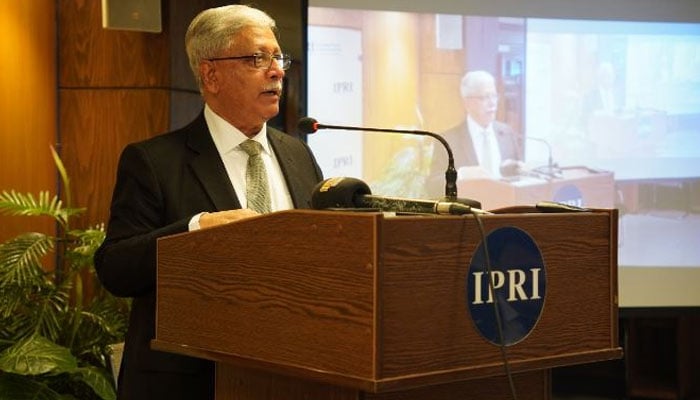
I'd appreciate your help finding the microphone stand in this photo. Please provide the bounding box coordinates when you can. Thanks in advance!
[527,136,560,179]
[313,122,470,205]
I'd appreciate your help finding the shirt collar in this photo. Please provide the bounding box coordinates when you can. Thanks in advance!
[204,104,270,155]
[467,116,495,140]
[467,115,493,137]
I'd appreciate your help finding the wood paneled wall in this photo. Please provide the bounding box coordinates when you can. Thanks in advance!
[418,14,466,133]
[0,1,57,242]
[361,12,422,183]
[58,0,170,228]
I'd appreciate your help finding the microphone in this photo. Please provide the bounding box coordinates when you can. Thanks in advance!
[535,201,589,213]
[298,117,465,204]
[311,177,490,215]
[525,136,560,178]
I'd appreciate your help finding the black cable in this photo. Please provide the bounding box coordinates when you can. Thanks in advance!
[469,210,518,400]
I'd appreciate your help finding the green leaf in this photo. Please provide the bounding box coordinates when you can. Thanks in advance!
[73,366,116,400]
[64,226,106,271]
[0,191,85,225]
[0,281,68,341]
[31,289,70,342]
[0,232,53,287]
[50,145,72,210]
[68,226,105,256]
[0,373,63,400]
[0,147,130,400]
[0,336,77,376]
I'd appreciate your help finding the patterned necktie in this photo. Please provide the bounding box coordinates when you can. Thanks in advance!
[239,140,271,213]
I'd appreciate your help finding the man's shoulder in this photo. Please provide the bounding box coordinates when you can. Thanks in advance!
[130,113,206,149]
[441,120,468,138]
[267,126,308,149]
[493,120,515,135]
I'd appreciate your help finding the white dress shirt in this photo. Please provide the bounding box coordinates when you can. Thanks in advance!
[467,116,502,177]
[188,105,293,230]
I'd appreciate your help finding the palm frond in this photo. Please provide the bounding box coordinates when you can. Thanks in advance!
[0,233,53,287]
[0,190,84,226]
[50,145,73,210]
[46,289,130,375]
[31,290,71,341]
[63,296,129,367]
[65,226,106,271]
[0,287,22,320]
[87,295,130,338]
[13,287,70,343]
[66,312,112,367]
[0,308,36,342]
[0,283,53,322]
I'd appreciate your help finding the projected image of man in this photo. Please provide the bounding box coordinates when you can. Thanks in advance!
[428,70,522,196]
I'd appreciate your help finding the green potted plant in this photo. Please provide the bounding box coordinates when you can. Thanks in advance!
[0,147,129,400]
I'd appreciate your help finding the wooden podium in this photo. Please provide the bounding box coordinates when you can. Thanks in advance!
[153,209,621,399]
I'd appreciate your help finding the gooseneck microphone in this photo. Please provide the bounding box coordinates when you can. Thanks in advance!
[311,177,490,215]
[298,117,460,202]
[526,136,559,178]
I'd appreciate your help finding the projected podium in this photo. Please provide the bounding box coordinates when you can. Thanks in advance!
[153,209,621,399]
[457,167,615,211]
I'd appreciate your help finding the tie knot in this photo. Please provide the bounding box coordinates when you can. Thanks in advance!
[239,140,263,156]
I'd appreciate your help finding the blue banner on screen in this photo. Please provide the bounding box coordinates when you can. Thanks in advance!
[553,185,584,208]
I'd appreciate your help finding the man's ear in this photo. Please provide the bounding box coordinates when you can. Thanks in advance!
[200,61,219,93]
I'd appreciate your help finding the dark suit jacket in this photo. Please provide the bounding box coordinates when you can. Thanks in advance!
[94,113,323,400]
[427,120,521,198]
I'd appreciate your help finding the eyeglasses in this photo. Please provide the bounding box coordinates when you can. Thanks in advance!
[467,94,499,103]
[208,52,292,70]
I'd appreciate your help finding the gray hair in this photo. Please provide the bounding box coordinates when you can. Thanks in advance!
[460,70,496,98]
[185,5,277,89]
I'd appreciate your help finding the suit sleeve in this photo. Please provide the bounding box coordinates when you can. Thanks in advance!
[94,144,190,298]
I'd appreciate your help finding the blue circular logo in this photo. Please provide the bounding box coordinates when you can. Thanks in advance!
[466,227,546,346]
[553,184,584,208]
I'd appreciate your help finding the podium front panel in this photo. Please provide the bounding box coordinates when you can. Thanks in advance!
[156,209,619,392]
[376,212,618,385]
[156,211,381,380]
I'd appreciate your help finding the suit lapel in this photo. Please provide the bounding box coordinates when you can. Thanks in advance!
[460,121,478,166]
[268,128,305,207]
[185,114,242,211]
[493,123,513,160]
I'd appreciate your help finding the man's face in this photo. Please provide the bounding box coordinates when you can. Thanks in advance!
[204,26,285,135]
[463,80,498,128]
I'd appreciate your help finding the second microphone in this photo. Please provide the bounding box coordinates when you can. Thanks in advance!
[311,177,489,215]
